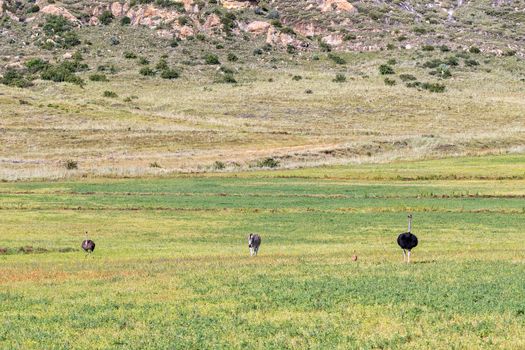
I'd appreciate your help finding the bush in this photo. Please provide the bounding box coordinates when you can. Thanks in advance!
[65,160,78,170]
[170,38,179,48]
[216,73,237,84]
[43,15,71,35]
[422,59,444,69]
[464,59,479,67]
[292,75,302,81]
[387,58,396,65]
[213,161,226,170]
[227,53,238,62]
[149,162,162,168]
[399,74,417,82]
[422,45,435,51]
[0,69,33,88]
[156,58,169,71]
[103,90,118,98]
[120,16,131,25]
[469,46,481,54]
[421,82,445,93]
[204,53,220,65]
[253,48,263,55]
[41,64,84,86]
[280,27,295,35]
[138,57,150,65]
[328,53,346,65]
[439,45,450,52]
[384,77,396,86]
[27,5,40,13]
[286,44,296,54]
[379,64,395,75]
[124,51,137,59]
[89,74,108,82]
[344,33,356,41]
[160,68,179,79]
[319,41,331,52]
[445,56,459,66]
[333,74,346,83]
[25,58,49,73]
[430,65,451,78]
[99,10,114,25]
[139,67,156,76]
[257,157,279,168]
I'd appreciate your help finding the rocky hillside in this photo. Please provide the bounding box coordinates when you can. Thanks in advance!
[1,0,524,57]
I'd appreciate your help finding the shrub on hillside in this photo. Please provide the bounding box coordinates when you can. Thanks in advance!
[379,64,395,75]
[227,53,238,62]
[120,16,131,25]
[103,90,118,98]
[216,73,237,84]
[89,74,108,82]
[124,51,137,59]
[40,62,85,86]
[160,68,179,79]
[204,53,220,65]
[25,58,50,73]
[257,157,279,168]
[333,73,346,83]
[421,82,445,93]
[65,160,78,170]
[99,11,114,25]
[328,53,346,65]
[155,58,168,71]
[469,46,481,54]
[0,69,33,88]
[139,67,156,76]
[464,59,479,67]
[384,77,396,86]
[399,74,417,82]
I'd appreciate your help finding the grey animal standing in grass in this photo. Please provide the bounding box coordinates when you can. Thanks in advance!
[81,231,95,256]
[397,214,418,263]
[248,233,261,256]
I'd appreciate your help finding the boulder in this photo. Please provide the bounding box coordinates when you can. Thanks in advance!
[222,0,255,10]
[245,21,270,35]
[318,0,357,13]
[40,5,79,23]
[203,13,221,31]
[293,22,317,37]
[322,34,343,46]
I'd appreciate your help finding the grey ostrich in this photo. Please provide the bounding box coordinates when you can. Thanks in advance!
[81,231,95,257]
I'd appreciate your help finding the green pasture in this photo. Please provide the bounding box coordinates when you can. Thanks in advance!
[1,155,524,349]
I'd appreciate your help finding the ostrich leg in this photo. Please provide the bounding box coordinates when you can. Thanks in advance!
[402,249,406,262]
[407,250,411,263]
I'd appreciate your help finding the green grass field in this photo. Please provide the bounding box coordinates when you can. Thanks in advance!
[1,155,524,349]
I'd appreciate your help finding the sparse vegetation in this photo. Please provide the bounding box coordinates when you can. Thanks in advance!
[103,90,118,98]
[204,53,220,65]
[89,73,108,82]
[333,73,346,83]
[379,64,395,75]
[139,67,156,76]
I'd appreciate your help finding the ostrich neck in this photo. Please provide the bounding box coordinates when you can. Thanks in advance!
[408,220,412,232]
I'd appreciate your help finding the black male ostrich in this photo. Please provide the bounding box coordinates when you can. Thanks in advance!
[248,233,261,256]
[397,214,418,263]
[81,231,95,256]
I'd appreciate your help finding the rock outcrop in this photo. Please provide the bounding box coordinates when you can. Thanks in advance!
[40,5,80,23]
[318,0,357,13]
[244,21,270,35]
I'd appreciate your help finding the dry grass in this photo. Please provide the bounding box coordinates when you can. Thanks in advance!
[1,49,524,180]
